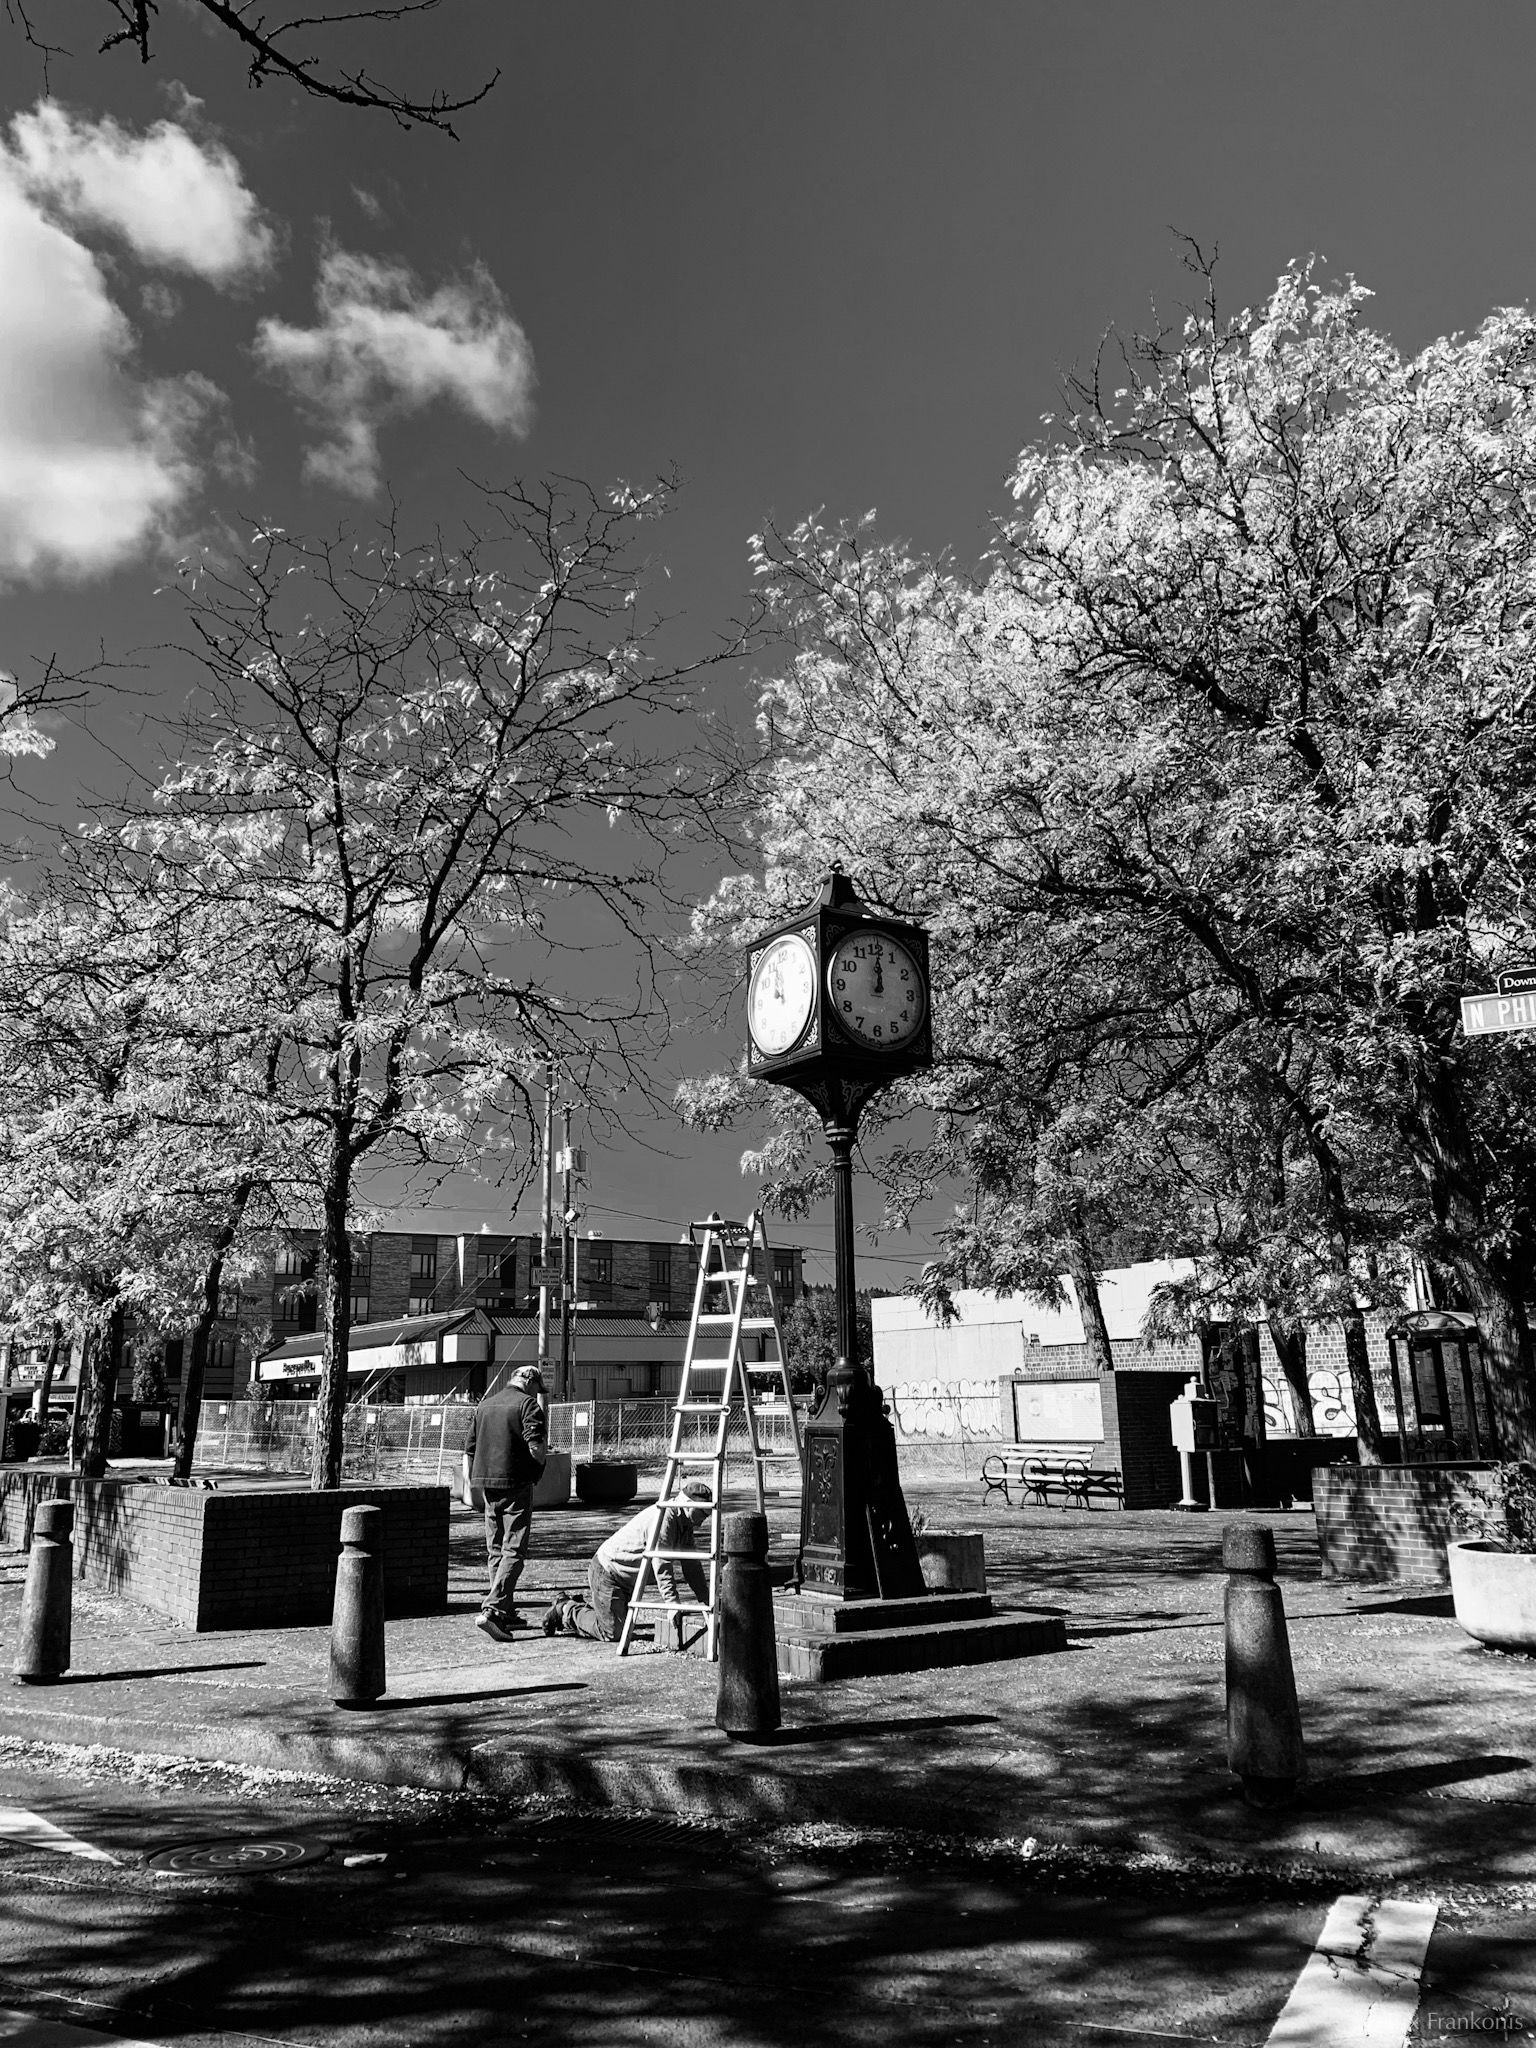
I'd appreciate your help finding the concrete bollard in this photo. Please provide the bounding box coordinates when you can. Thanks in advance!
[1224,1522,1305,1807]
[13,1498,73,1685]
[715,1510,781,1743]
[330,1505,386,1707]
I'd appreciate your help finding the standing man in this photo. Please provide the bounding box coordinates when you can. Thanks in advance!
[463,1362,548,1640]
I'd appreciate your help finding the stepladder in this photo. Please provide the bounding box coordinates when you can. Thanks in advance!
[617,1210,802,1661]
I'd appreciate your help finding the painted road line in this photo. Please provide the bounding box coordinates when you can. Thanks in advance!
[0,1809,120,1865]
[1266,1893,1438,2046]
[0,2009,161,2046]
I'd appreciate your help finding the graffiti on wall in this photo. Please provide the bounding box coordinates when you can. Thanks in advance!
[1262,1365,1376,1438]
[887,1378,1003,1440]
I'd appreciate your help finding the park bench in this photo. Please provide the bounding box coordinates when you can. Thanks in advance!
[980,1448,1124,1510]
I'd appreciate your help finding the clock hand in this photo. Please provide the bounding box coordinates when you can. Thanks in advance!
[871,945,884,995]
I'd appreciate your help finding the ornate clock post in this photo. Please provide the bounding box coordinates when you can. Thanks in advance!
[745,865,933,1600]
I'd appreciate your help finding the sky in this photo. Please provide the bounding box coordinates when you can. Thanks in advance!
[4,0,1536,1291]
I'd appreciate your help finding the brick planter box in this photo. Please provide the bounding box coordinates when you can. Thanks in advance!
[1314,1462,1498,1583]
[0,1471,448,1630]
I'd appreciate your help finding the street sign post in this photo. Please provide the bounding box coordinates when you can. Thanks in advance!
[1461,991,1536,1037]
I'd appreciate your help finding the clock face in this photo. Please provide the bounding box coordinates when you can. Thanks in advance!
[827,931,926,1050]
[748,934,817,1057]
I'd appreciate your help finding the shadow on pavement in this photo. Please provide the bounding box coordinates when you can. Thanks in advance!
[346,1681,589,1713]
[52,1660,268,1686]
[0,1785,1342,2048]
[1304,1753,1530,1806]
[757,1713,998,1748]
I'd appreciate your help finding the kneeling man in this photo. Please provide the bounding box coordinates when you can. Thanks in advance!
[545,1479,712,1649]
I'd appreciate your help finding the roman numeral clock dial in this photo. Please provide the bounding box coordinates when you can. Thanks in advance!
[826,933,926,1050]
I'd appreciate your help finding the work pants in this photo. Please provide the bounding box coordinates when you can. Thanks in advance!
[482,1482,534,1621]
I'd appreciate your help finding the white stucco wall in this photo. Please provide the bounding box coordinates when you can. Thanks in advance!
[871,1260,1196,1387]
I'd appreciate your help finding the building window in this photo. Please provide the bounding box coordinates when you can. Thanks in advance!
[475,1244,516,1303]
[586,1245,613,1302]
[772,1253,795,1302]
[409,1244,438,1316]
[648,1251,671,1302]
[275,1246,318,1331]
[349,1239,372,1326]
[217,1283,241,1321]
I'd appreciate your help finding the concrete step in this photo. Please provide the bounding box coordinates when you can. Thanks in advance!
[777,1608,1067,1683]
[774,1589,991,1635]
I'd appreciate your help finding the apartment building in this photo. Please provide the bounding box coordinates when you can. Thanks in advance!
[199,1224,803,1401]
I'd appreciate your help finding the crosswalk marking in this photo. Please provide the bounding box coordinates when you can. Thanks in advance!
[1266,1893,1438,2045]
[0,1809,120,1866]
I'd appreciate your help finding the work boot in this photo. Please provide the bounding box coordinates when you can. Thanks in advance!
[541,1602,565,1637]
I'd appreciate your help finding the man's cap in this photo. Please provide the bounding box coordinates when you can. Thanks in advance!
[511,1364,545,1390]
[681,1480,713,1503]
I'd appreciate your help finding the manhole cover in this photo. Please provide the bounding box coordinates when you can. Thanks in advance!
[146,1835,331,1875]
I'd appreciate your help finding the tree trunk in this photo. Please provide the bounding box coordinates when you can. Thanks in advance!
[76,1301,126,1480]
[1454,1264,1535,1463]
[1341,1310,1385,1465]
[175,1186,254,1482]
[1265,1311,1315,1437]
[1415,1060,1536,1458]
[1065,1232,1115,1376]
[309,1174,354,1490]
[30,1320,63,1427]
[175,1314,214,1485]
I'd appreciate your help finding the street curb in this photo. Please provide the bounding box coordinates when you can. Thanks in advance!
[2,1690,1527,1888]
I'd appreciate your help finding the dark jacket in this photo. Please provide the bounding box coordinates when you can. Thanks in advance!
[466,1385,547,1490]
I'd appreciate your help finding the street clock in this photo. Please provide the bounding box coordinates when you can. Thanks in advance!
[745,865,932,1127]
[744,863,934,1604]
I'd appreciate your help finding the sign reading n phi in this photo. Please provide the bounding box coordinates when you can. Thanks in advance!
[1460,990,1536,1037]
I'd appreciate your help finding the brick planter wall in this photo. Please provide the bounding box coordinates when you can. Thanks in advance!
[1314,1462,1498,1583]
[0,1472,448,1629]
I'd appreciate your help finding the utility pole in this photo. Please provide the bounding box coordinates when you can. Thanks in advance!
[559,1100,574,1401]
[536,1060,554,1384]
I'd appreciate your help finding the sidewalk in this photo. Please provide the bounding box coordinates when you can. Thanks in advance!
[2,1484,1532,1887]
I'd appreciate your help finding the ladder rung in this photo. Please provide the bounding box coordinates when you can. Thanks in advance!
[645,1547,713,1560]
[674,1402,727,1413]
[628,1600,712,1614]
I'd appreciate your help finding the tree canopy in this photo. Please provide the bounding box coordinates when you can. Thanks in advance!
[686,255,1536,1458]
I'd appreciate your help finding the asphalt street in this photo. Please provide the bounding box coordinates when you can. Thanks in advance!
[0,1746,1529,2047]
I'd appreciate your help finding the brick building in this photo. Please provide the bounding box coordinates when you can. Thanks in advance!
[193,1224,803,1403]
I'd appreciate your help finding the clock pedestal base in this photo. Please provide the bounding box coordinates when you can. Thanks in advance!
[797,1359,927,1602]
[773,1588,1068,1682]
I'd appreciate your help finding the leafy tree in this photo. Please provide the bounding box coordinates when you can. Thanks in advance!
[147,479,733,1488]
[780,1284,878,1394]
[0,840,285,1477]
[687,255,1536,1460]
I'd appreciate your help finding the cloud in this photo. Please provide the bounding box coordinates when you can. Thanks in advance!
[254,249,535,495]
[7,101,274,284]
[0,148,221,583]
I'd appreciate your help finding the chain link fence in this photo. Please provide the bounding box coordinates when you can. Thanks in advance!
[546,1396,807,1468]
[190,1396,810,1482]
[190,1401,473,1482]
[189,1392,993,1484]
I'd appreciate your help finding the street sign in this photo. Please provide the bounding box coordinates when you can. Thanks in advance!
[531,1265,560,1286]
[1461,991,1536,1037]
[1497,967,1536,996]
